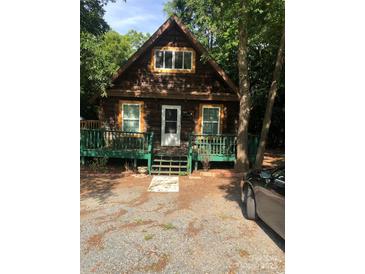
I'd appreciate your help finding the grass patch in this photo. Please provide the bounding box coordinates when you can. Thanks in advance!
[162,223,176,230]
[134,218,144,224]
[218,213,238,221]
[144,234,154,241]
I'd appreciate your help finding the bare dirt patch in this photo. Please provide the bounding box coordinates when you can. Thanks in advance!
[90,261,102,273]
[126,191,150,207]
[148,203,165,212]
[164,177,221,215]
[239,249,250,258]
[186,220,203,237]
[228,262,239,274]
[81,172,284,273]
[80,208,99,218]
[142,252,169,272]
[95,208,128,225]
[119,220,156,229]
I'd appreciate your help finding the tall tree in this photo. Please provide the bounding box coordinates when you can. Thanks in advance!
[255,29,285,169]
[235,0,250,171]
[80,30,150,118]
[80,0,113,35]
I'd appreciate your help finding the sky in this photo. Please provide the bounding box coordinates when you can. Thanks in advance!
[104,0,168,35]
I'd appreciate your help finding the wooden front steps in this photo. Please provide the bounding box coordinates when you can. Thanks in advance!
[151,154,189,176]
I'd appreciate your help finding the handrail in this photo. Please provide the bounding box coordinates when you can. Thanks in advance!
[188,133,259,164]
[189,133,237,156]
[80,129,153,152]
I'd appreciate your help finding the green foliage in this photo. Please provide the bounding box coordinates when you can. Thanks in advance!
[80,0,150,118]
[80,0,114,35]
[162,223,176,230]
[89,157,108,172]
[125,30,151,51]
[144,234,154,241]
[80,30,150,119]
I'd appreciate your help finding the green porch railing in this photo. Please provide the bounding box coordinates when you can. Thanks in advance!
[187,133,259,173]
[80,129,154,173]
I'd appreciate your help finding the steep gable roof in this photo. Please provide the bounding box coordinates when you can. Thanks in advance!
[112,15,238,93]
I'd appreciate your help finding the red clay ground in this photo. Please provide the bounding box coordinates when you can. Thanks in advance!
[80,152,284,273]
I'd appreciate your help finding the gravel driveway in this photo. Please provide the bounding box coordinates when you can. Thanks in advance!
[80,172,284,273]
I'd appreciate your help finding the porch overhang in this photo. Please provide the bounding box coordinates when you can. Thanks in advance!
[107,89,239,102]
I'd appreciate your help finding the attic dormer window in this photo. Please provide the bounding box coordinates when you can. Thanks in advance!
[151,47,195,73]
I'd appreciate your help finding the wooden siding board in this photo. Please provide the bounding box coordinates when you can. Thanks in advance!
[112,22,233,96]
[100,97,239,148]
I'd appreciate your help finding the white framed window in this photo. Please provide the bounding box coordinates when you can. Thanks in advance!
[152,47,194,72]
[122,103,141,132]
[202,106,220,135]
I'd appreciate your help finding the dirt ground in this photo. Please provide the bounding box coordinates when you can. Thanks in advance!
[80,152,285,274]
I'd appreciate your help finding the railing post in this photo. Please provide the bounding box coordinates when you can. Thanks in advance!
[147,132,154,174]
[80,129,85,150]
[187,133,193,174]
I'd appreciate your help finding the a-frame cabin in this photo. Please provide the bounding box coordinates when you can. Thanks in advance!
[81,16,257,175]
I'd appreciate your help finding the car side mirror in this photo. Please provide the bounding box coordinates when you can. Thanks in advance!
[259,171,271,179]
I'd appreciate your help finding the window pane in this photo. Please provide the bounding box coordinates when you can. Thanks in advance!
[211,123,218,134]
[155,50,164,68]
[165,121,177,133]
[123,104,139,119]
[175,51,183,69]
[203,122,218,135]
[123,120,139,132]
[203,108,219,122]
[202,123,212,134]
[165,109,177,121]
[183,51,192,69]
[165,51,173,68]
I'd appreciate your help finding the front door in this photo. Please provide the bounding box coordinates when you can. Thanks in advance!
[161,105,181,146]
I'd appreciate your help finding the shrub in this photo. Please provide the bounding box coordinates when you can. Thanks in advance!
[89,157,108,172]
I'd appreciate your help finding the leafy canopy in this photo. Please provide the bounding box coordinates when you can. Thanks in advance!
[80,0,150,118]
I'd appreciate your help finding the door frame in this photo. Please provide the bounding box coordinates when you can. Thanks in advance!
[161,105,181,146]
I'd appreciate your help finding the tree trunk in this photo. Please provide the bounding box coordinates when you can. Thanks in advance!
[254,29,285,169]
[235,0,250,172]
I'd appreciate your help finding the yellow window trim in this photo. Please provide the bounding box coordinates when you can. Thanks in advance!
[118,100,145,132]
[197,104,224,134]
[150,46,196,74]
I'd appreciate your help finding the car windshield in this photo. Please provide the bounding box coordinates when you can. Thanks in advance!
[272,168,285,181]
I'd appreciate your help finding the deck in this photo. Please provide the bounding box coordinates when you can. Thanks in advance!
[80,128,258,175]
[80,129,154,171]
[187,133,258,173]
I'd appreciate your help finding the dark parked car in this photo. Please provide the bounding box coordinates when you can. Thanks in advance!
[241,167,285,239]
